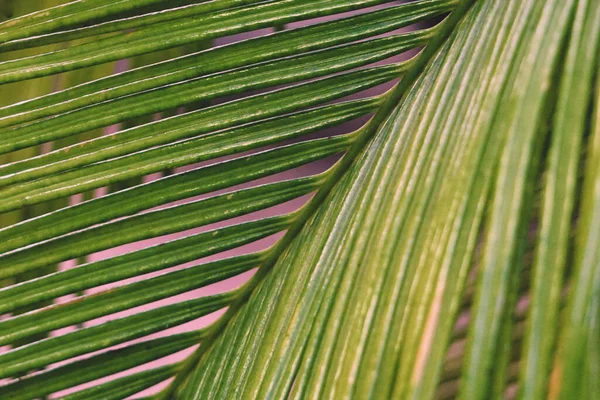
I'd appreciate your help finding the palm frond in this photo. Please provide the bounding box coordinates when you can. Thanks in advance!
[0,0,598,399]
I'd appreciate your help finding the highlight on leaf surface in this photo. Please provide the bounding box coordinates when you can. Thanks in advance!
[0,0,598,399]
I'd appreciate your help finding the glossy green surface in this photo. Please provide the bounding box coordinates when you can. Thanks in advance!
[0,0,597,399]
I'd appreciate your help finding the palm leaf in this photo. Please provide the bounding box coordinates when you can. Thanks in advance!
[0,0,598,399]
